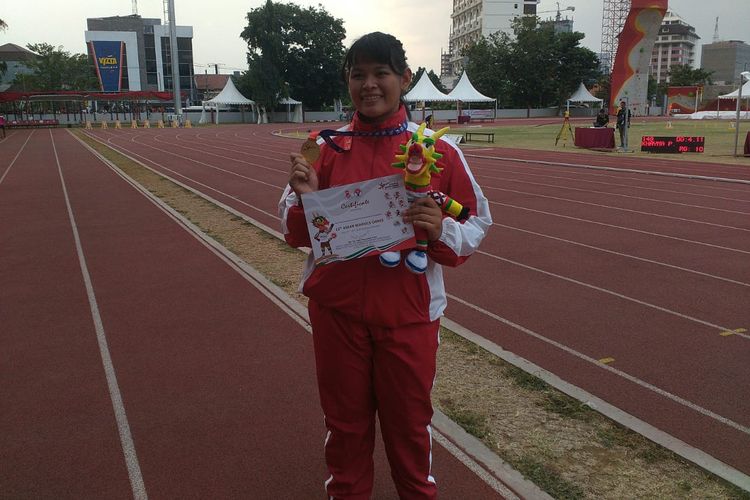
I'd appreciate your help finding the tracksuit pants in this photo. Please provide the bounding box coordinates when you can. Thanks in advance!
[309,300,440,500]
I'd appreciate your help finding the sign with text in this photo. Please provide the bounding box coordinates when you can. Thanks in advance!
[641,136,705,153]
[89,41,124,92]
[301,174,416,266]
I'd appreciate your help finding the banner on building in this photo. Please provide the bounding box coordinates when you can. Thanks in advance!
[89,41,124,92]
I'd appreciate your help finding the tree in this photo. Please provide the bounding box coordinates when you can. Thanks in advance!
[13,43,98,91]
[239,0,346,112]
[667,64,713,86]
[464,17,601,111]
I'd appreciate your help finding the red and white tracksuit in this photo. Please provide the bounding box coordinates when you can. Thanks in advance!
[279,106,491,499]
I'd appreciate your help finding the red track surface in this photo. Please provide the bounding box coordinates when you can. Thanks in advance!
[0,129,500,498]
[74,123,750,482]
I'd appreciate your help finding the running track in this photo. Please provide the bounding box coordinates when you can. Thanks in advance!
[0,129,503,498]
[76,123,750,485]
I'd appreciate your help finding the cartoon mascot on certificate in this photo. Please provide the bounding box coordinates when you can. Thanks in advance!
[311,213,337,261]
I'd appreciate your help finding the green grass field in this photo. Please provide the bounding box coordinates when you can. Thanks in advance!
[453,119,750,166]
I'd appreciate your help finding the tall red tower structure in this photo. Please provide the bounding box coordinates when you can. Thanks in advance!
[600,0,631,73]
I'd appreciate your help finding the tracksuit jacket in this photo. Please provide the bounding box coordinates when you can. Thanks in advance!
[279,106,491,327]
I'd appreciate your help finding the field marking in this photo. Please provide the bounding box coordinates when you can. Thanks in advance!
[480,173,750,214]
[466,153,750,185]
[447,293,750,435]
[476,250,750,340]
[493,201,750,255]
[492,221,750,287]
[52,131,148,499]
[472,164,750,203]
[485,185,750,233]
[0,130,34,187]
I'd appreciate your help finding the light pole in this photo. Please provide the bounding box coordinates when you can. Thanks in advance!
[733,71,750,157]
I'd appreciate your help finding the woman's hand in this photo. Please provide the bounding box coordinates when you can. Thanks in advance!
[404,196,443,242]
[289,153,319,196]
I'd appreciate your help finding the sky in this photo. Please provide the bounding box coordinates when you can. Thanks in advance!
[1,1,747,75]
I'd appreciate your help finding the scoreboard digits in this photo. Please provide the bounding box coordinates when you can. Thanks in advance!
[641,136,705,153]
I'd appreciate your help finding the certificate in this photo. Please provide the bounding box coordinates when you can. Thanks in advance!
[301,174,416,265]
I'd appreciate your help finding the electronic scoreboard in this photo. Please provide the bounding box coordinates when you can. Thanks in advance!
[640,136,705,153]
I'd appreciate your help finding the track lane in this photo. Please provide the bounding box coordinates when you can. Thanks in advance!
[80,125,750,476]
[0,130,134,498]
[50,129,503,498]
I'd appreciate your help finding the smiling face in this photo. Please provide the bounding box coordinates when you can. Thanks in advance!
[347,59,412,124]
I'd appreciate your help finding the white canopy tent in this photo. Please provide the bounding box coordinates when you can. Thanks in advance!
[279,96,303,123]
[403,72,453,102]
[566,82,602,113]
[446,72,496,120]
[718,80,750,99]
[201,77,255,124]
[447,72,495,103]
[717,81,750,120]
[403,72,453,122]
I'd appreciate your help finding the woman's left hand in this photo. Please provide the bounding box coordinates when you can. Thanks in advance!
[404,196,443,242]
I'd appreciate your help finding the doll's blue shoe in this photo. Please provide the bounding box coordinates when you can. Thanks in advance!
[380,251,401,268]
[405,250,428,274]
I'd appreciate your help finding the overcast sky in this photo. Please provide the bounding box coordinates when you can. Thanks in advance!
[1,1,746,75]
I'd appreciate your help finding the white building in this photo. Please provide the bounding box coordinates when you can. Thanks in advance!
[649,11,700,84]
[445,0,540,78]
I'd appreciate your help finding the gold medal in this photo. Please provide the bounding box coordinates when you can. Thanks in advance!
[301,135,320,164]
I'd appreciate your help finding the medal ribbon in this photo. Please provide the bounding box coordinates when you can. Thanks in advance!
[318,121,409,153]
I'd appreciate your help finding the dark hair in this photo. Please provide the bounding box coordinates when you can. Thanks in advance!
[341,32,409,83]
[341,32,412,119]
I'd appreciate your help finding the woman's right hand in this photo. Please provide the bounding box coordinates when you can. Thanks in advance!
[289,153,319,196]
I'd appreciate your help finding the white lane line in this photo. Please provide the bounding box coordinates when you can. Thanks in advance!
[493,200,750,255]
[440,317,750,491]
[486,185,750,232]
[492,222,750,287]
[447,294,750,435]
[476,250,750,340]
[0,130,34,187]
[81,130,282,225]
[466,153,750,185]
[150,133,286,169]
[472,165,750,203]
[51,131,148,500]
[480,173,750,214]
[469,156,750,195]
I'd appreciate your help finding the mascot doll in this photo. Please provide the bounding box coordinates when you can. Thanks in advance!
[380,123,469,274]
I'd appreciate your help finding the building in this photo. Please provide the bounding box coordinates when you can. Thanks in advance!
[446,0,540,77]
[649,11,700,84]
[85,14,194,98]
[700,40,750,85]
[0,43,37,91]
[541,17,573,35]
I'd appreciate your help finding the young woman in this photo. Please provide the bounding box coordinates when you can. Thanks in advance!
[279,32,491,499]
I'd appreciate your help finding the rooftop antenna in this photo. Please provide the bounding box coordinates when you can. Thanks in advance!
[132,0,138,15]
[713,17,719,43]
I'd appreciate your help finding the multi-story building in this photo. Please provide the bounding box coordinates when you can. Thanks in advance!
[446,0,540,77]
[85,14,194,98]
[0,43,37,92]
[649,11,700,84]
[700,40,750,85]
